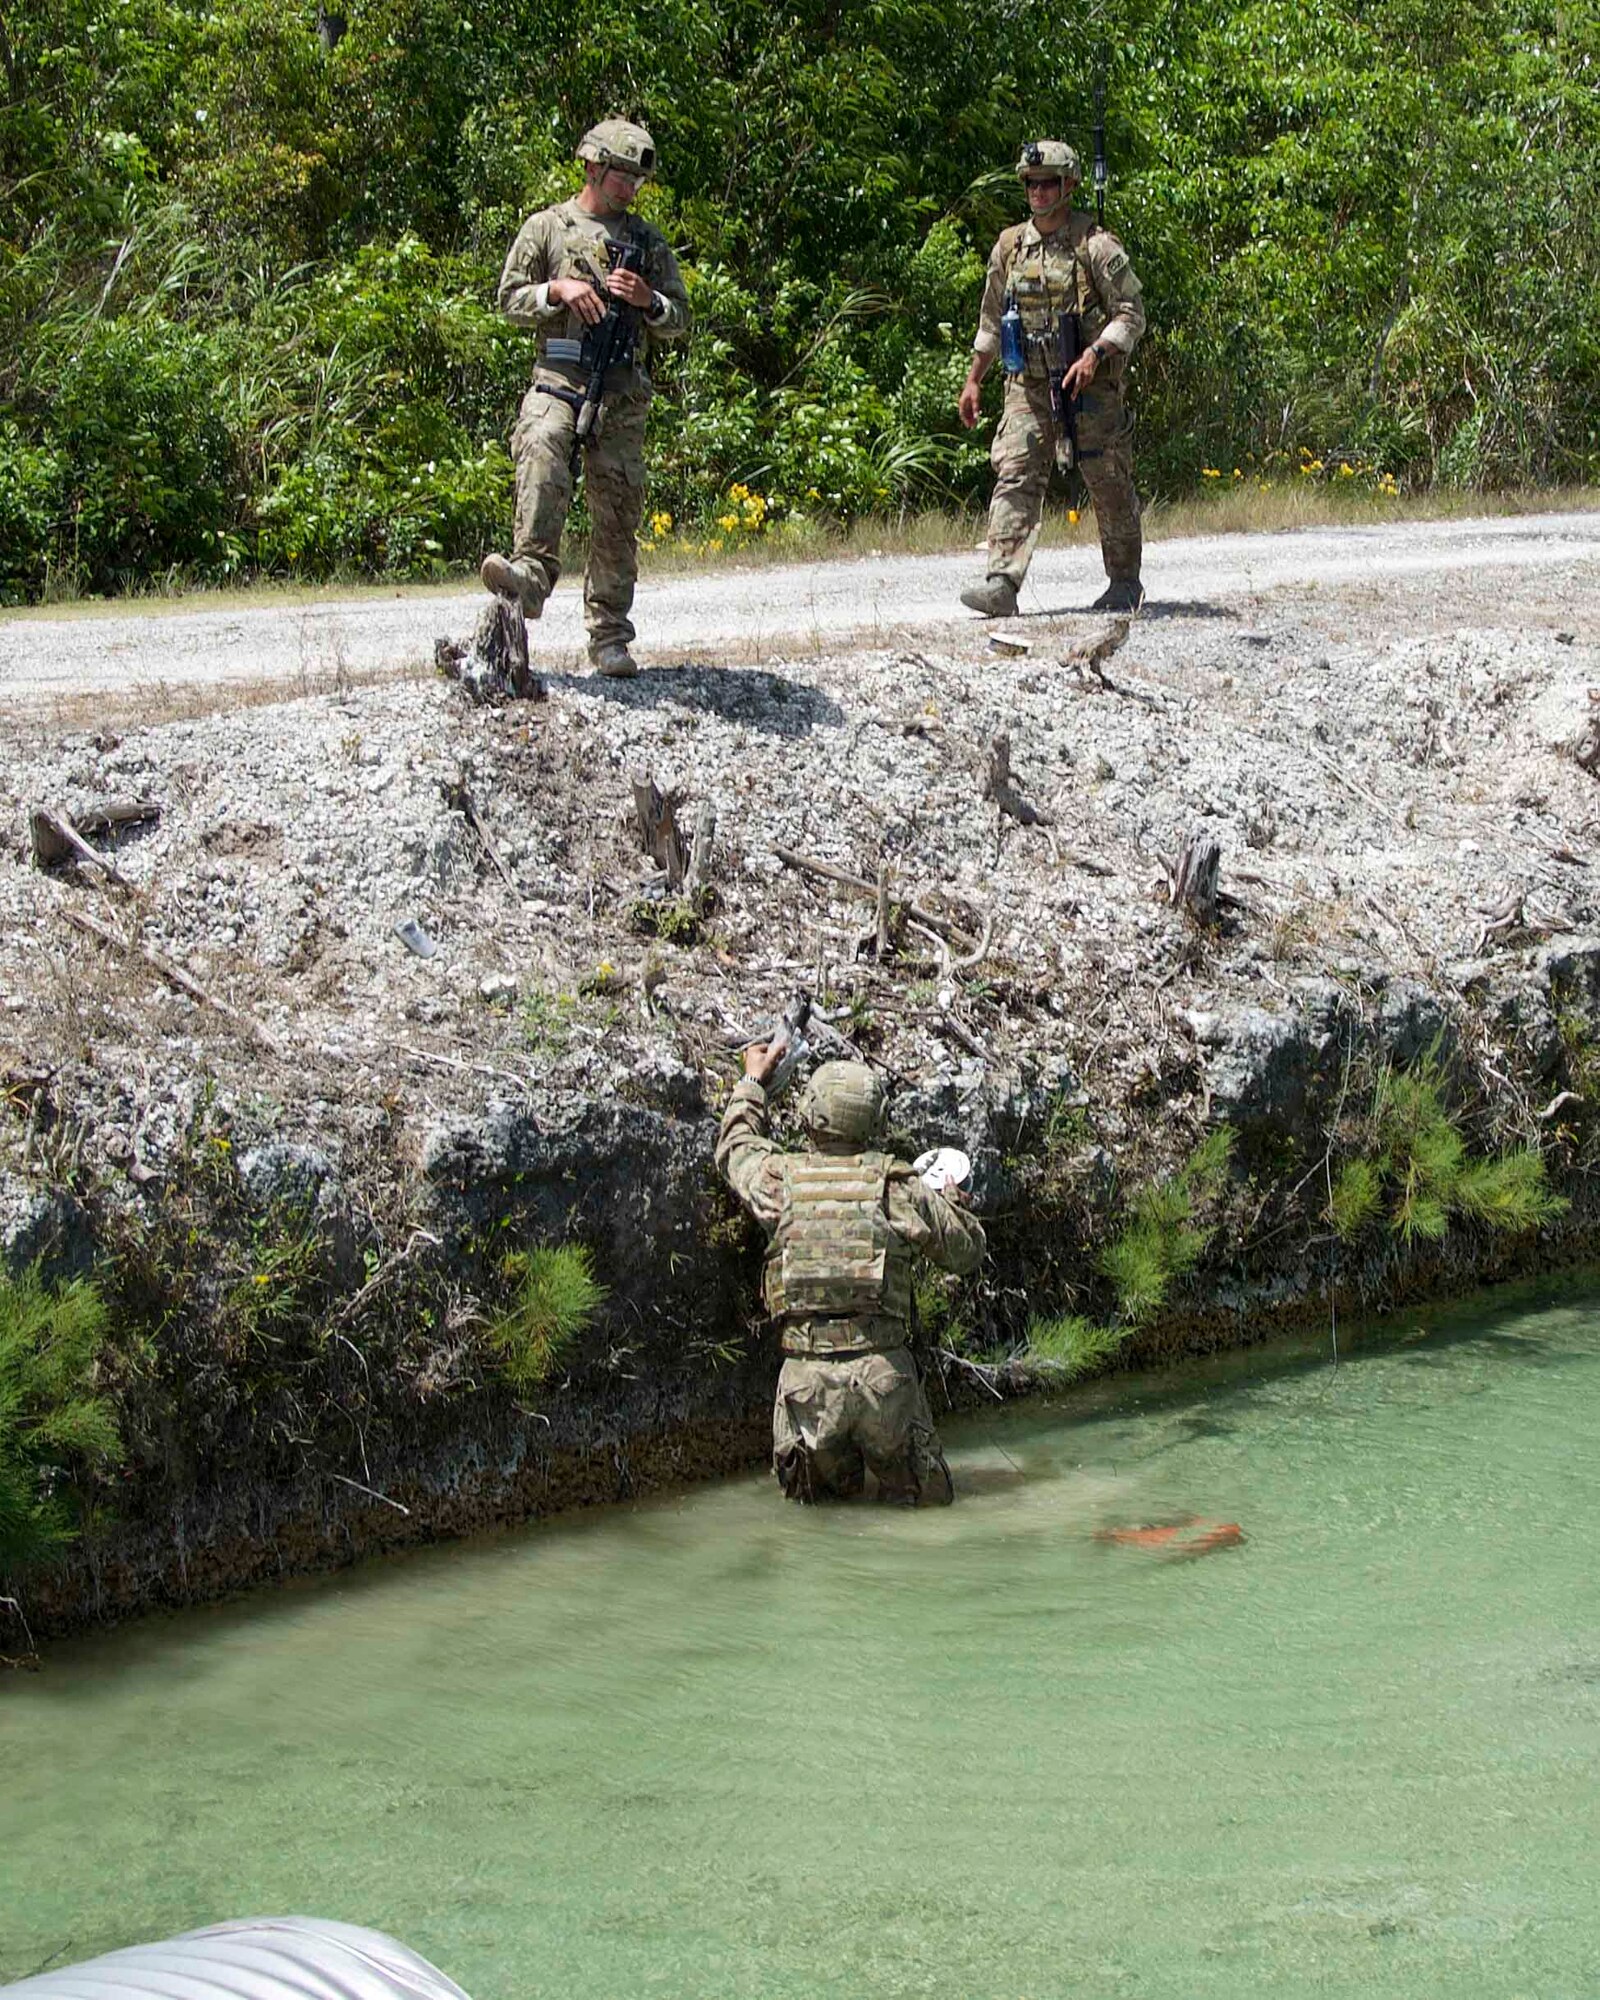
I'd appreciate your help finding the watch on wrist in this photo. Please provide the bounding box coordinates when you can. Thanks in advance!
[1091,342,1112,361]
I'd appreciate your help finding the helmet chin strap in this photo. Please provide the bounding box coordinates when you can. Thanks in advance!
[1029,179,1072,225]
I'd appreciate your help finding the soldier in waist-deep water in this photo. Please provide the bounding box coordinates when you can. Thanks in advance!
[959,138,1147,617]
[716,1049,986,1505]
[479,118,691,679]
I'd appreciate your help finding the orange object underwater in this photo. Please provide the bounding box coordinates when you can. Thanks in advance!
[1095,1515,1244,1559]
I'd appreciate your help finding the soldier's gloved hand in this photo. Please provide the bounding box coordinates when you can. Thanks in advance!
[549,277,608,325]
[743,1039,783,1086]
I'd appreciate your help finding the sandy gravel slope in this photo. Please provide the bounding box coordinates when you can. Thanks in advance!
[2,510,1596,717]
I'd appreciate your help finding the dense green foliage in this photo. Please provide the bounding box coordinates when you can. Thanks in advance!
[0,0,1595,597]
[0,1270,121,1572]
[489,1244,607,1392]
[1328,1059,1566,1244]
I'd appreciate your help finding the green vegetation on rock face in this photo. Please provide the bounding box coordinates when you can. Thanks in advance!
[0,1271,121,1573]
[0,0,1595,599]
[1020,1129,1237,1380]
[1328,1059,1566,1246]
[488,1245,608,1393]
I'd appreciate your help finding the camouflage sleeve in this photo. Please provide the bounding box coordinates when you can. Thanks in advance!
[714,1078,785,1235]
[497,212,565,327]
[1084,230,1146,357]
[641,231,691,345]
[885,1166,987,1276]
[972,233,1010,360]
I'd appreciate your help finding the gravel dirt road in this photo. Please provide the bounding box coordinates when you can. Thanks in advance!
[3,510,1596,720]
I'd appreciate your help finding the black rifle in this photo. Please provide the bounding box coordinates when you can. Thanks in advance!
[557,237,645,479]
[1050,309,1084,471]
[1093,72,1108,229]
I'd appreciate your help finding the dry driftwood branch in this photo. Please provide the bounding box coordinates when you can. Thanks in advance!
[442,779,515,889]
[907,908,994,982]
[632,774,689,889]
[1539,1090,1582,1121]
[935,1009,991,1061]
[773,845,973,945]
[985,733,1054,827]
[685,801,717,901]
[327,1472,412,1517]
[60,907,285,1057]
[29,806,138,889]
[1165,830,1222,925]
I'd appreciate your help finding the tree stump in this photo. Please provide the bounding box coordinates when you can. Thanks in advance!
[436,598,543,704]
[684,801,717,902]
[632,774,688,889]
[1169,830,1221,925]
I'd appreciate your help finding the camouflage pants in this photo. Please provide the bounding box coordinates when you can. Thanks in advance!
[510,377,648,650]
[772,1349,954,1506]
[985,372,1142,588]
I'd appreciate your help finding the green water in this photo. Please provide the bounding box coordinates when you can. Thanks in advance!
[4,1284,1600,2000]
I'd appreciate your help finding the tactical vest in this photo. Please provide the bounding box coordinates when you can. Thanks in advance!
[998,219,1118,378]
[762,1151,913,1354]
[538,212,645,378]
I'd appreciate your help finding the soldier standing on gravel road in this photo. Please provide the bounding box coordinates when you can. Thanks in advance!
[716,1046,986,1505]
[958,139,1147,618]
[479,119,691,679]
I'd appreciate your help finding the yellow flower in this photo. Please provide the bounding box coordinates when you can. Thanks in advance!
[717,512,739,533]
[1202,467,1221,478]
[1232,468,1243,479]
[729,482,750,501]
[649,509,672,537]
[707,537,724,551]
[1067,508,1081,525]
[1338,462,1355,478]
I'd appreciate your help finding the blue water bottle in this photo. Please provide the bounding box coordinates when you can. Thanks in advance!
[999,289,1026,375]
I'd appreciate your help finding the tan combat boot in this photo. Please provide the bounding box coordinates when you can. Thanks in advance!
[479,553,543,613]
[959,575,1019,618]
[590,640,639,679]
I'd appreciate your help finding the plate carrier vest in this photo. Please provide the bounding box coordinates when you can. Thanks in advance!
[763,1150,913,1353]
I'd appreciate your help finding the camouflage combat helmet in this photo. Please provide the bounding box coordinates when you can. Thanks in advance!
[577,119,657,177]
[1017,139,1081,183]
[800,1061,886,1146]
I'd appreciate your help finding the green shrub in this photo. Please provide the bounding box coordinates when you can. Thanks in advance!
[1329,1059,1566,1245]
[1097,1128,1235,1324]
[1021,1313,1125,1380]
[47,318,237,587]
[0,425,67,603]
[487,1245,606,1393]
[0,1270,122,1574]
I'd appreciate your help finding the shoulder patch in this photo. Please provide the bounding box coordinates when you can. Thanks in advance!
[1105,249,1130,279]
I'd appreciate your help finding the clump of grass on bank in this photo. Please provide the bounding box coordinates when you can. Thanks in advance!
[0,1270,121,1574]
[1328,1059,1565,1245]
[1018,1129,1236,1380]
[487,1246,607,1393]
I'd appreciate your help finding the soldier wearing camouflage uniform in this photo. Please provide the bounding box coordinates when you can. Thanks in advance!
[959,139,1147,617]
[480,119,691,678]
[717,1046,986,1505]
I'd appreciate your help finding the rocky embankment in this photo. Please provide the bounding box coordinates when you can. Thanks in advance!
[4,545,1600,1637]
